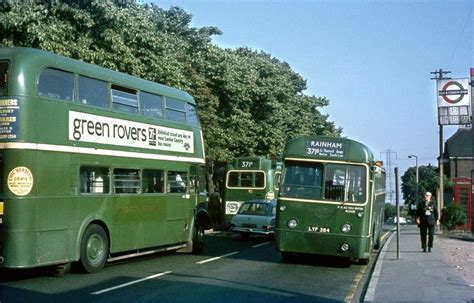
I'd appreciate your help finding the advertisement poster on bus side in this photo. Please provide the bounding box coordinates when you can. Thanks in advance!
[0,98,19,141]
[69,111,194,153]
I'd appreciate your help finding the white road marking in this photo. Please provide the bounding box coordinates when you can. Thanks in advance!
[196,251,240,264]
[92,271,173,295]
[252,241,272,248]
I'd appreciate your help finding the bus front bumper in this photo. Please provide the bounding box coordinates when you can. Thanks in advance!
[275,229,370,260]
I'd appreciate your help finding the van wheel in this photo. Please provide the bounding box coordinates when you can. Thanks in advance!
[80,224,108,273]
[192,223,204,253]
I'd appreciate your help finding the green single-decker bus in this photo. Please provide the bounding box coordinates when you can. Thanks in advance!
[223,156,281,223]
[275,136,385,264]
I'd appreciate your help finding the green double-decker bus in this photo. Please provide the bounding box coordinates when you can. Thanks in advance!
[0,47,210,273]
[275,136,385,264]
[223,156,282,223]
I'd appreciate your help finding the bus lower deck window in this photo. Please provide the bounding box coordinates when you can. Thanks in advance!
[143,169,164,193]
[114,169,140,194]
[80,167,110,194]
[167,171,188,193]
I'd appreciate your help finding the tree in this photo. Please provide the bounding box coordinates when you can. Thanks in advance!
[384,203,397,221]
[401,165,441,210]
[0,0,341,163]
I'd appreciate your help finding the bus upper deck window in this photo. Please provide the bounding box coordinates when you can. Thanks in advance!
[186,103,200,126]
[112,85,138,113]
[0,61,9,96]
[38,68,74,101]
[165,98,186,123]
[140,91,163,119]
[78,76,108,108]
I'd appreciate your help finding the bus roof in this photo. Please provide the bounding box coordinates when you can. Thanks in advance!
[284,136,376,164]
[0,47,195,104]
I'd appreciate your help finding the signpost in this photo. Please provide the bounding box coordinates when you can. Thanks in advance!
[434,74,471,214]
[437,78,471,126]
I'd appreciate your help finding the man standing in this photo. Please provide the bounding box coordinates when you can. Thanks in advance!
[416,192,438,252]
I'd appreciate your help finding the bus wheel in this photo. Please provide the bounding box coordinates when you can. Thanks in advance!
[192,223,204,254]
[80,224,109,273]
[374,232,382,249]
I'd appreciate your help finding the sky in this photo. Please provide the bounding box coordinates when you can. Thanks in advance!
[147,0,472,200]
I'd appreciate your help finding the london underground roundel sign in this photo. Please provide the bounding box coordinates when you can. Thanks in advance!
[437,79,470,107]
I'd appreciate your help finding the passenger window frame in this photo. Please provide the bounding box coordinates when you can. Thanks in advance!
[37,68,75,102]
[79,166,111,194]
[78,75,109,108]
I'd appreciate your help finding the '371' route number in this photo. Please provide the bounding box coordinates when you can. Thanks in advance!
[241,161,254,168]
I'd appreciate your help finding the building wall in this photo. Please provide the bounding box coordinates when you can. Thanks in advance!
[449,158,474,179]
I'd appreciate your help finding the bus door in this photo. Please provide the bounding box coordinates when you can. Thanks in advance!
[165,170,189,243]
[138,169,166,248]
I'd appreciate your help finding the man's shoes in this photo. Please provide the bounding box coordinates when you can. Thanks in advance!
[428,247,432,252]
[423,248,426,252]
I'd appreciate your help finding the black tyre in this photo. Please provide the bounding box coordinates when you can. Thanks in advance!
[192,223,204,253]
[80,224,109,273]
[374,230,382,249]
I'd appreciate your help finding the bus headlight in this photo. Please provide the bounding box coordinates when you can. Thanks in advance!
[340,243,350,252]
[279,205,287,212]
[341,223,352,233]
[287,219,298,229]
[265,191,275,200]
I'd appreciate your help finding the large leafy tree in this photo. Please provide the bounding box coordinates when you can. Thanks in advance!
[0,0,341,162]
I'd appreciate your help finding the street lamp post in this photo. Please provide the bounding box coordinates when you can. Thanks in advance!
[408,155,419,217]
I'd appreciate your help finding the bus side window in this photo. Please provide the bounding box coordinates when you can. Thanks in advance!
[140,91,163,119]
[80,167,110,194]
[38,68,74,101]
[112,85,138,114]
[274,172,281,190]
[186,103,200,126]
[165,98,186,123]
[78,76,108,108]
[167,171,188,193]
[114,169,140,194]
[142,169,164,194]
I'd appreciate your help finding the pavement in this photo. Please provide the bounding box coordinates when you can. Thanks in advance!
[363,224,474,303]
